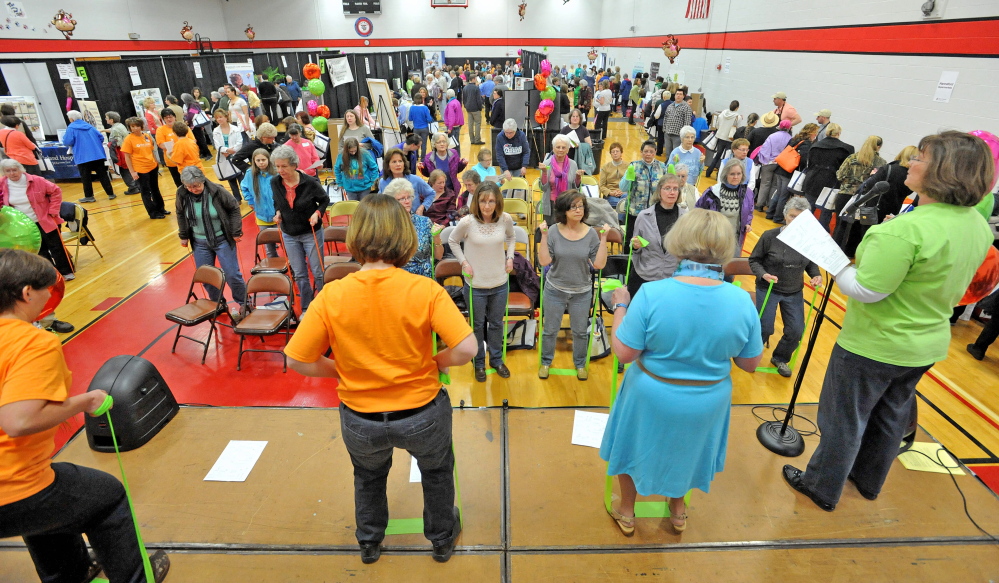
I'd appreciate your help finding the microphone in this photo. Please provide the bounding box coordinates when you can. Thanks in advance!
[841,180,890,216]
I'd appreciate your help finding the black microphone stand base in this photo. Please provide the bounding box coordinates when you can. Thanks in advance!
[757,421,805,457]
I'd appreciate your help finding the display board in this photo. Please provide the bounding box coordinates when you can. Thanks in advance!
[365,78,398,131]
[130,88,163,117]
[78,100,105,130]
[224,61,257,89]
[0,96,44,141]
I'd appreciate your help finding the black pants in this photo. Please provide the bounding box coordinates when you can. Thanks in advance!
[261,98,280,123]
[37,223,74,275]
[24,163,42,176]
[192,126,212,158]
[227,176,243,202]
[971,312,999,354]
[78,159,114,199]
[706,139,732,177]
[627,100,638,123]
[594,110,611,141]
[0,463,146,583]
[136,170,166,218]
[166,165,182,187]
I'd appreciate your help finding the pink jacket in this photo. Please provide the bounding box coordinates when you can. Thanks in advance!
[0,174,63,233]
[444,98,464,130]
[287,138,320,177]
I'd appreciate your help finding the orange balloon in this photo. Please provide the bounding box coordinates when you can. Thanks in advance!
[37,272,65,322]
[534,74,547,91]
[316,105,330,118]
[960,246,999,305]
[534,110,549,124]
[303,63,322,80]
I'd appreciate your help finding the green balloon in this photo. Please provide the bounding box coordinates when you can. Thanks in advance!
[0,206,41,253]
[307,79,326,95]
[312,116,328,133]
[541,87,556,101]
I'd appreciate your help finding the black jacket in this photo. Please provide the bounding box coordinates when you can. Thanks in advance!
[489,98,505,129]
[749,227,819,295]
[559,90,571,117]
[462,83,483,112]
[748,126,778,155]
[450,78,464,103]
[232,138,278,171]
[866,161,912,222]
[175,181,243,246]
[257,80,278,101]
[801,137,854,202]
[271,171,330,237]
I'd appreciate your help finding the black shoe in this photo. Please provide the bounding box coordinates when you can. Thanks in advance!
[474,367,486,382]
[149,550,170,583]
[771,357,791,377]
[161,210,171,216]
[494,363,510,378]
[432,506,462,563]
[125,189,141,195]
[359,541,381,564]
[84,550,102,582]
[967,344,986,361]
[78,197,97,203]
[782,465,835,512]
[151,214,166,219]
[47,320,75,334]
[847,475,878,500]
[108,194,117,200]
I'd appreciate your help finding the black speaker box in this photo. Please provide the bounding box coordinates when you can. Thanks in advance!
[84,355,179,452]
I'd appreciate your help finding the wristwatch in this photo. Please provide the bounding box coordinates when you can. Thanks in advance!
[613,303,629,310]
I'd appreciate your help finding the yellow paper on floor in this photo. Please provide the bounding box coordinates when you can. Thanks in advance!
[898,442,965,475]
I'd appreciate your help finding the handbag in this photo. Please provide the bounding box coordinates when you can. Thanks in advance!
[192,111,212,127]
[448,135,459,149]
[789,170,806,192]
[727,125,738,140]
[816,187,839,210]
[506,319,537,350]
[702,131,718,150]
[588,316,611,360]
[212,153,240,180]
[774,141,803,173]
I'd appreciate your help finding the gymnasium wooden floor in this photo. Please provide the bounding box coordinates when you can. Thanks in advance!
[1,109,997,580]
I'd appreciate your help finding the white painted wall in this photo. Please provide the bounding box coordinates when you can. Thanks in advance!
[597,0,999,160]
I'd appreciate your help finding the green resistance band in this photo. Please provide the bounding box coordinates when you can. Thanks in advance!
[385,443,463,535]
[90,395,155,583]
[756,286,819,375]
[467,282,511,376]
[429,243,451,385]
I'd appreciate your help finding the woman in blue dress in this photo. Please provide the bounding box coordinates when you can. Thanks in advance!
[600,208,763,535]
[383,178,443,277]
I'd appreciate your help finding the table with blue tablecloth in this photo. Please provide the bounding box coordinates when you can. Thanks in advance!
[39,142,80,180]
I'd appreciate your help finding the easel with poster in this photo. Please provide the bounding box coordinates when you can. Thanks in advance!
[0,96,45,141]
[366,78,401,149]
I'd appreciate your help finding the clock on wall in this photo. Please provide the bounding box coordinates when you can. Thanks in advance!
[354,17,373,37]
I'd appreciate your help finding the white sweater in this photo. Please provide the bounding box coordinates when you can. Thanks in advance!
[448,213,516,289]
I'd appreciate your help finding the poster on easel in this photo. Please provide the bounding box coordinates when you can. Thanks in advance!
[130,88,163,117]
[366,78,399,132]
[224,61,256,89]
[78,100,105,130]
[0,96,44,141]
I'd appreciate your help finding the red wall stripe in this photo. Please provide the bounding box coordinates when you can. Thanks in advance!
[0,18,996,57]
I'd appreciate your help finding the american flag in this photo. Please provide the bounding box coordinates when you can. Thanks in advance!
[686,0,710,18]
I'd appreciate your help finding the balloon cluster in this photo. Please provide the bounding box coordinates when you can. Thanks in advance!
[533,59,555,125]
[0,207,63,321]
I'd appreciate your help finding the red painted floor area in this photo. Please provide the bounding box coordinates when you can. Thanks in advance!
[56,214,340,448]
[969,465,999,496]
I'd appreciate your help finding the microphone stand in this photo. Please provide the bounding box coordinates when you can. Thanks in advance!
[756,270,833,457]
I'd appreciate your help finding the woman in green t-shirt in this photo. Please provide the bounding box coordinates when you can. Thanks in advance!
[782,131,995,512]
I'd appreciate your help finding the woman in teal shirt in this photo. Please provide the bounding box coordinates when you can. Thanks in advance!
[783,131,995,512]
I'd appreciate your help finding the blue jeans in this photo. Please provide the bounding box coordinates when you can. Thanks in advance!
[541,283,591,367]
[803,344,932,506]
[466,283,508,368]
[345,190,369,201]
[338,389,457,545]
[756,288,804,363]
[0,463,146,583]
[192,237,247,305]
[607,195,624,223]
[282,229,323,311]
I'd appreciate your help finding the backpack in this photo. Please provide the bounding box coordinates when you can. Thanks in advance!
[276,84,292,103]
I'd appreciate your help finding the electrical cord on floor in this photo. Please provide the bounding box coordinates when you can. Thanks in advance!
[751,405,820,437]
[900,446,999,544]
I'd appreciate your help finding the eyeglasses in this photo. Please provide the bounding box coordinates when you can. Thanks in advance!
[569,203,586,211]
[909,156,926,164]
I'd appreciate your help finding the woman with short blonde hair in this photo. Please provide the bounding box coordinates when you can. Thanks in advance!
[602,208,762,536]
[286,193,477,565]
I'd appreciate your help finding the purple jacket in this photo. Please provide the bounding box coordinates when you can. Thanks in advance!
[444,98,464,130]
[696,183,755,246]
[757,130,792,165]
[420,148,468,192]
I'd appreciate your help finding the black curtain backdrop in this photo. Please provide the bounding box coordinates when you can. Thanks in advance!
[80,58,168,120]
[161,55,226,99]
[520,50,547,80]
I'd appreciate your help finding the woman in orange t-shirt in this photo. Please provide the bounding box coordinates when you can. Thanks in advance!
[0,249,170,581]
[122,116,168,220]
[155,108,183,187]
[168,121,203,172]
[285,194,476,565]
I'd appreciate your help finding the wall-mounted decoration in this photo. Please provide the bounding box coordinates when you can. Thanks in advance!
[180,21,193,43]
[354,17,373,37]
[6,2,26,18]
[51,9,76,39]
[518,1,527,21]
[244,24,255,41]
[662,35,680,64]
[587,49,598,63]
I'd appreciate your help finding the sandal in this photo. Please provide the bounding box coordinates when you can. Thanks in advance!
[607,505,636,536]
[668,499,688,533]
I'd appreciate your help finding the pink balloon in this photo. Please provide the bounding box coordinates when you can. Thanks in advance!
[970,130,999,189]
[307,100,318,115]
[538,99,554,115]
[517,49,522,55]
[540,59,552,76]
